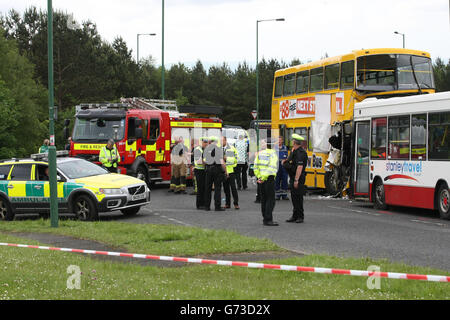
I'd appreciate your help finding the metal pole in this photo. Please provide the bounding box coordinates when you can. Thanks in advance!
[402,34,405,49]
[47,0,58,228]
[255,18,284,150]
[162,0,165,100]
[256,21,259,150]
[137,34,139,64]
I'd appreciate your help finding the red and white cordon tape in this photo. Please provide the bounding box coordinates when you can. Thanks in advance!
[1,242,449,283]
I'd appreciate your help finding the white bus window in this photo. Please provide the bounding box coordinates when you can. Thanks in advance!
[388,116,410,160]
[371,118,387,159]
[429,112,450,160]
[411,114,427,160]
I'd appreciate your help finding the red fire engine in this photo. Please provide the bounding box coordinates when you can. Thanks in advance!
[64,98,223,186]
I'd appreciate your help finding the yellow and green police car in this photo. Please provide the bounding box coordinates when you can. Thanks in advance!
[0,154,150,221]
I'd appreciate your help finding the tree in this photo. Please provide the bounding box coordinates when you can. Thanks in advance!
[433,57,450,92]
[0,28,47,157]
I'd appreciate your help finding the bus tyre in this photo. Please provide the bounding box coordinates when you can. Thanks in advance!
[0,197,14,221]
[74,195,99,221]
[121,206,141,216]
[373,180,387,210]
[436,184,450,220]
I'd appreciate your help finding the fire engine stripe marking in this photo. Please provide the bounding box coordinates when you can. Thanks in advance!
[0,242,448,283]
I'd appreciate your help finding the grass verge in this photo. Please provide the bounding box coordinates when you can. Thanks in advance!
[0,221,449,299]
[0,219,280,256]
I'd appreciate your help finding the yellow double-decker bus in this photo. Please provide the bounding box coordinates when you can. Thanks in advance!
[271,48,435,195]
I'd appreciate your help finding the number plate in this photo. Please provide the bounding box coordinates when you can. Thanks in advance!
[131,193,146,201]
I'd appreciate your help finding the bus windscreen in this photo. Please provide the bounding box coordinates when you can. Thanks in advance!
[356,54,434,92]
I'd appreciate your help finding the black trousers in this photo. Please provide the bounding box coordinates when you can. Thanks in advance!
[260,176,276,223]
[235,163,248,189]
[205,165,224,210]
[290,182,305,220]
[223,172,239,206]
[195,169,206,208]
[104,166,117,173]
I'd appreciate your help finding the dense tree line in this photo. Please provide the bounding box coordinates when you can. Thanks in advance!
[1,7,450,158]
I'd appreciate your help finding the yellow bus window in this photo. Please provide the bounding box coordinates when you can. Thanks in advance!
[283,74,296,96]
[296,71,309,94]
[340,60,355,89]
[324,63,340,90]
[274,76,283,97]
[310,67,324,92]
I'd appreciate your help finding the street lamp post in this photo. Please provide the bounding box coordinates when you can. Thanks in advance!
[47,0,58,227]
[137,33,156,64]
[394,31,405,48]
[256,18,284,149]
[162,0,165,100]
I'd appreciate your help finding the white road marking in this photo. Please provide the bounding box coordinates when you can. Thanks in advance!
[327,205,381,216]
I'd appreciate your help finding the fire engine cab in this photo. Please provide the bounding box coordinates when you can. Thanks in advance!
[65,98,223,186]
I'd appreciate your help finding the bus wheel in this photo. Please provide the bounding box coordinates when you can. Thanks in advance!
[0,197,14,221]
[325,168,341,196]
[373,179,387,210]
[74,195,99,221]
[436,184,450,220]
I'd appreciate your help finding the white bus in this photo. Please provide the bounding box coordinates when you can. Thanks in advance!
[352,91,450,220]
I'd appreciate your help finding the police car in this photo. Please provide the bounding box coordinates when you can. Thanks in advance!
[0,152,150,221]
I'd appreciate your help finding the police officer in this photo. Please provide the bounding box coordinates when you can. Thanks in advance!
[99,139,119,173]
[275,136,289,200]
[283,134,308,223]
[193,137,208,209]
[222,136,239,210]
[254,139,279,226]
[204,136,226,211]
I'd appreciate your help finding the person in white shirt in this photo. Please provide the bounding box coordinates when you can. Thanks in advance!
[234,133,249,190]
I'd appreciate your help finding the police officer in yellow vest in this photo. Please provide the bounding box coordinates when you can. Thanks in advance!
[222,136,239,210]
[99,139,119,173]
[254,139,279,226]
[193,137,208,209]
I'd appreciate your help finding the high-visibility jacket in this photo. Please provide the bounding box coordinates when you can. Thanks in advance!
[39,145,49,153]
[99,145,119,168]
[254,148,278,181]
[193,146,205,170]
[224,144,238,174]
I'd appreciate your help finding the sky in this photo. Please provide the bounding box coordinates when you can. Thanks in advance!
[1,0,449,70]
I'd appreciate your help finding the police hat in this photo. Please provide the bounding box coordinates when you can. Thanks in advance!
[209,136,219,142]
[200,137,208,142]
[292,133,305,142]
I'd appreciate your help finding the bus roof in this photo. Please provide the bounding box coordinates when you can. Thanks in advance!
[354,92,450,120]
[275,48,431,76]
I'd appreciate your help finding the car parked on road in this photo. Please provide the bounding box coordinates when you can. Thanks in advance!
[0,152,150,221]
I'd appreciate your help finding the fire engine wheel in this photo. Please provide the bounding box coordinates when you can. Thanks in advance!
[74,195,99,221]
[373,179,388,210]
[136,165,149,186]
[436,184,450,220]
[0,197,14,221]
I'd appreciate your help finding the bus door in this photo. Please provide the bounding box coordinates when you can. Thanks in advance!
[354,121,370,196]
